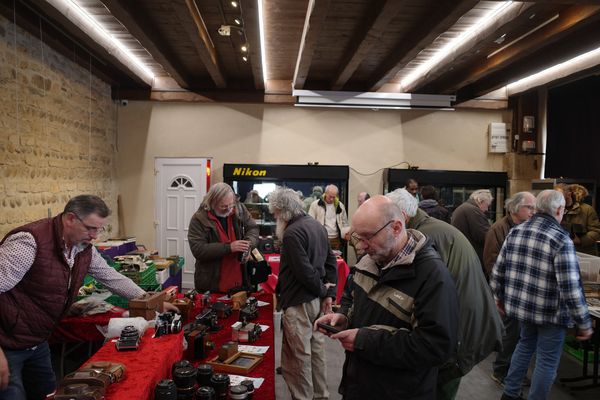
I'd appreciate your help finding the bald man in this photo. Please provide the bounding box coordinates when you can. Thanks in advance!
[316,195,459,400]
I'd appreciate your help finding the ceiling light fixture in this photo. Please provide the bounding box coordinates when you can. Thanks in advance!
[241,44,248,52]
[257,0,268,83]
[231,1,238,8]
[293,90,455,110]
[234,17,242,25]
[487,14,559,59]
[507,45,600,95]
[47,0,154,83]
[242,56,248,62]
[400,1,515,91]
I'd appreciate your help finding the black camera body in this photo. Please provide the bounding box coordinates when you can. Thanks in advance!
[232,321,262,343]
[154,311,182,338]
[116,325,140,351]
[239,297,258,323]
[195,308,221,332]
[211,301,232,319]
[183,322,214,360]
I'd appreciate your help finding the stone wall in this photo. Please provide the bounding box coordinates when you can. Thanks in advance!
[0,14,118,239]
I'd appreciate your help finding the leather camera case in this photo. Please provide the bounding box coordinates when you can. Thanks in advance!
[61,370,111,390]
[80,361,126,383]
[54,383,105,400]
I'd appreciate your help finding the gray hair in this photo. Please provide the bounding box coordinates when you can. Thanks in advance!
[312,186,324,196]
[385,188,418,218]
[536,190,565,215]
[201,182,234,211]
[64,195,110,218]
[325,184,339,196]
[470,189,493,204]
[268,187,305,222]
[505,191,533,214]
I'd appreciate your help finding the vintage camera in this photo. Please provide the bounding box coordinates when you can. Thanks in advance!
[116,325,140,351]
[154,379,177,400]
[211,302,232,319]
[218,341,238,362]
[184,288,198,301]
[231,321,262,343]
[196,308,221,332]
[154,311,182,338]
[54,383,105,400]
[80,361,126,384]
[183,322,215,360]
[239,297,258,323]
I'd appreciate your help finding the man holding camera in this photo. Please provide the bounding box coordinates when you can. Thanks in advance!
[0,195,177,400]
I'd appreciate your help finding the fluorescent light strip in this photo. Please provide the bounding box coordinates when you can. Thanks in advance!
[257,0,268,84]
[487,14,559,59]
[507,45,600,95]
[57,0,154,81]
[400,1,514,90]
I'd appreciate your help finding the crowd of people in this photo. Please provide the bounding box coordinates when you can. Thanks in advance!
[1,179,597,400]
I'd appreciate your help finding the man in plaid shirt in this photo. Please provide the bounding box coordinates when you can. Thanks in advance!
[491,189,593,400]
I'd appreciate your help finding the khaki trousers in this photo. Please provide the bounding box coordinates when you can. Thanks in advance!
[282,297,329,400]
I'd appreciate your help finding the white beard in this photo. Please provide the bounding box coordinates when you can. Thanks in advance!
[214,209,232,218]
[275,217,288,240]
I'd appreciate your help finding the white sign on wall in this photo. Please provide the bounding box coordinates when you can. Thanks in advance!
[488,122,508,153]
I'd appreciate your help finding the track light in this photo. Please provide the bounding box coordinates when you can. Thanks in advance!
[231,1,238,8]
[241,45,248,52]
[242,56,248,62]
[234,17,242,25]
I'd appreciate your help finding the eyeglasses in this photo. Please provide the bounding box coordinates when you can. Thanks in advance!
[73,213,106,234]
[521,205,535,211]
[351,220,394,244]
[217,202,236,211]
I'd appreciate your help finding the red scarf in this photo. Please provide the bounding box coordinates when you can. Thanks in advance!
[208,211,243,292]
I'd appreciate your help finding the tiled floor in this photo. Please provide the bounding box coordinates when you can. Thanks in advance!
[274,326,600,399]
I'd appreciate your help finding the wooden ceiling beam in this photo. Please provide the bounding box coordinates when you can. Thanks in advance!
[241,0,264,90]
[330,0,405,90]
[426,4,600,94]
[456,20,600,101]
[174,0,227,88]
[368,0,479,92]
[7,0,148,87]
[101,0,192,89]
[293,0,331,89]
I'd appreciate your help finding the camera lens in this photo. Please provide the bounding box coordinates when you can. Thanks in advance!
[229,384,248,399]
[155,379,177,400]
[210,373,230,400]
[196,364,213,387]
[240,379,255,399]
[171,360,192,377]
[196,386,216,400]
[172,366,197,390]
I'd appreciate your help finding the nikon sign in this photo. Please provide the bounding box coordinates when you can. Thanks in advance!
[232,167,267,177]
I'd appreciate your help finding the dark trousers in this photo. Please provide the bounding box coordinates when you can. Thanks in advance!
[493,315,521,379]
[0,341,56,400]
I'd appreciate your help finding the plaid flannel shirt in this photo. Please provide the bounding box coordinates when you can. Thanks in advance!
[491,212,591,330]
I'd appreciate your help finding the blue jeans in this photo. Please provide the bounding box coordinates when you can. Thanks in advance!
[0,341,56,400]
[503,323,566,400]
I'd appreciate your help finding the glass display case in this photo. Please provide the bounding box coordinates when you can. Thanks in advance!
[384,169,508,222]
[223,164,349,238]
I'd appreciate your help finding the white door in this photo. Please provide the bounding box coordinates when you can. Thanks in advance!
[155,157,211,289]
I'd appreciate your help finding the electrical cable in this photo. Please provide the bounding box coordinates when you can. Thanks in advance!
[349,161,413,177]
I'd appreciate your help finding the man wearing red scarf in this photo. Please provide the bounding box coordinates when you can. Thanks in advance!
[188,183,259,292]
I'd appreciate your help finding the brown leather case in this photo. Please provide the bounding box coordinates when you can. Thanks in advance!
[80,361,126,383]
[61,370,111,390]
[54,383,105,400]
[129,291,165,320]
[172,297,193,323]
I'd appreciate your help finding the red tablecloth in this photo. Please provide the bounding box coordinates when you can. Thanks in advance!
[50,309,126,343]
[77,292,275,400]
[262,254,350,303]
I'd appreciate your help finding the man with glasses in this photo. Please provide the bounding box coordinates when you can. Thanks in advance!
[315,195,459,399]
[483,192,536,389]
[0,194,178,400]
[188,182,258,293]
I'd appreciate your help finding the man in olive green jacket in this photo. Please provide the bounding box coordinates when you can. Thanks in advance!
[387,189,503,400]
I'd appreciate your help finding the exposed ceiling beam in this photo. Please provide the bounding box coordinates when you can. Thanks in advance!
[241,0,264,90]
[12,0,149,87]
[174,0,227,88]
[368,0,479,91]
[330,0,405,90]
[101,0,192,89]
[456,20,600,101]
[423,4,600,94]
[293,0,331,89]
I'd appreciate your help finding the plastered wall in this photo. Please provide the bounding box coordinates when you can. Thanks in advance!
[116,102,508,248]
[0,15,119,239]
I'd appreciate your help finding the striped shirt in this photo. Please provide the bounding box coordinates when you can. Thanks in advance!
[491,213,591,330]
[0,231,145,299]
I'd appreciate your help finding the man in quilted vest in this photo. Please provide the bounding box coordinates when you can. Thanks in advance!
[0,194,177,400]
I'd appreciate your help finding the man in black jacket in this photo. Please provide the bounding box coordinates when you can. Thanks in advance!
[268,187,337,400]
[316,195,459,400]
